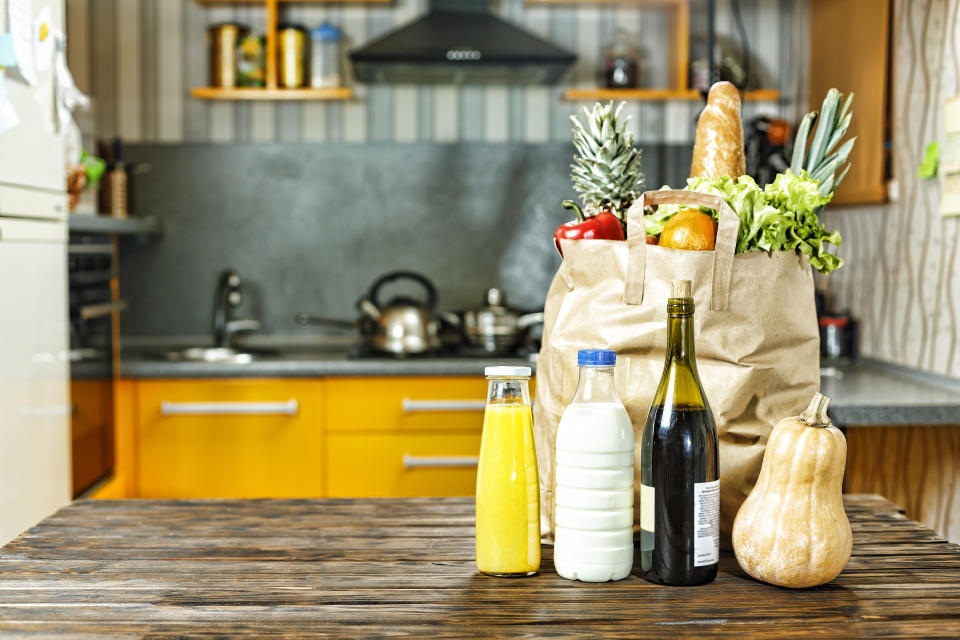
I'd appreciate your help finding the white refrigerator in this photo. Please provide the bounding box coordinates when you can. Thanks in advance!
[0,0,70,546]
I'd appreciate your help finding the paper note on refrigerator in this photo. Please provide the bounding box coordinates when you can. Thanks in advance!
[7,0,36,85]
[940,97,960,216]
[33,5,52,73]
[0,71,21,134]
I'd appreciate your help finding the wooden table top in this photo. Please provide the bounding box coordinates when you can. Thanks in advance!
[1,495,959,638]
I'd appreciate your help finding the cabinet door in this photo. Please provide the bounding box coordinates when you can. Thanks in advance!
[809,0,890,204]
[136,379,325,498]
[325,377,493,497]
[0,222,70,546]
[71,378,113,497]
[327,432,481,497]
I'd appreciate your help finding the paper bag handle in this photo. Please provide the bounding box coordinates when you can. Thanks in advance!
[624,190,739,311]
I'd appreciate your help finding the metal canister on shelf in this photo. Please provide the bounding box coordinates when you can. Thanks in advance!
[207,23,249,88]
[277,24,308,88]
[310,22,342,88]
[236,34,266,87]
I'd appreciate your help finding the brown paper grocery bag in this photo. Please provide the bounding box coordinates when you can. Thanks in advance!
[533,189,819,546]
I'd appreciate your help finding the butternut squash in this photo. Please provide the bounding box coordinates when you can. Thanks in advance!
[732,393,852,588]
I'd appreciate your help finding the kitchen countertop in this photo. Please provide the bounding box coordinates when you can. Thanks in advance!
[822,358,960,427]
[118,349,960,428]
[1,495,958,637]
[120,348,534,379]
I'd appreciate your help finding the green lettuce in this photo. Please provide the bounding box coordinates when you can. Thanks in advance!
[644,171,843,274]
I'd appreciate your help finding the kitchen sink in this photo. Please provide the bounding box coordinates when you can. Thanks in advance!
[156,347,278,364]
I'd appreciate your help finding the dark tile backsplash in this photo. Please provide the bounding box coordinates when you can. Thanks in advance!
[118,143,692,337]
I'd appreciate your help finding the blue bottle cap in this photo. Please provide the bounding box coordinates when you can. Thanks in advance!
[577,349,616,366]
[310,22,342,42]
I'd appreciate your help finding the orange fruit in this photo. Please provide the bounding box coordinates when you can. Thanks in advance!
[658,208,718,251]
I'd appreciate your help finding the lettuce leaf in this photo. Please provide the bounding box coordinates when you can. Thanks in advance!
[644,171,843,274]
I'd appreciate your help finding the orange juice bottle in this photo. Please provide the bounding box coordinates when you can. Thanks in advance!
[475,366,540,577]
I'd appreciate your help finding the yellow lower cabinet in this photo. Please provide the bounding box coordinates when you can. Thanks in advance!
[327,432,481,497]
[136,379,325,498]
[326,376,489,433]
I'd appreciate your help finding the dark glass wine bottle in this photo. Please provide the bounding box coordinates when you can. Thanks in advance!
[640,280,719,586]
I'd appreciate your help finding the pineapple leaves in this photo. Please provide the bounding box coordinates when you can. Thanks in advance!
[569,101,644,219]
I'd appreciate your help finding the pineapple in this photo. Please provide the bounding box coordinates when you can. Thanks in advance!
[569,101,644,220]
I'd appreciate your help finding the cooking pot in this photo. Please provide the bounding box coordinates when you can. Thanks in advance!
[462,288,544,355]
[296,271,453,356]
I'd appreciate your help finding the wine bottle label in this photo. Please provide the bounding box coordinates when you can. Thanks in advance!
[693,480,720,566]
[640,483,655,532]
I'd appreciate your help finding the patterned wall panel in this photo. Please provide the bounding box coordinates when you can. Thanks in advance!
[822,0,960,378]
[65,0,806,145]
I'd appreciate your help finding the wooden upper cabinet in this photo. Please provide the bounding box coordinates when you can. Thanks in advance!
[809,0,891,205]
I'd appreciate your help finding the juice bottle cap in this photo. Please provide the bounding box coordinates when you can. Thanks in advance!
[577,349,616,366]
[485,366,532,378]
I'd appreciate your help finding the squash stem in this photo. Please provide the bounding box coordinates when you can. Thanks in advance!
[800,392,832,427]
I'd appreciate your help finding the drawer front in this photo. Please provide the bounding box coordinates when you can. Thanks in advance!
[136,379,325,498]
[327,432,481,497]
[326,377,489,433]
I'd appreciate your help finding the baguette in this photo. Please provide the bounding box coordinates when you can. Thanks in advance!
[690,81,746,179]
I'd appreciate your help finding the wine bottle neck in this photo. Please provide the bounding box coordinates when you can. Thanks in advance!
[572,366,619,403]
[666,299,696,366]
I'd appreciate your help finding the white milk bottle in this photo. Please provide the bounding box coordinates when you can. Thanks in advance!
[554,349,634,582]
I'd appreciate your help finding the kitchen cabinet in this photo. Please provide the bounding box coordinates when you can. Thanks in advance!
[135,379,325,498]
[70,379,113,496]
[325,377,489,497]
[108,375,533,499]
[809,0,891,205]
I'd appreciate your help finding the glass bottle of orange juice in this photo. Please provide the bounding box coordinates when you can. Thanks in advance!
[475,366,540,577]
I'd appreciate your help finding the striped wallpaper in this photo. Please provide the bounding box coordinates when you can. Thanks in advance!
[65,0,807,145]
[822,0,960,379]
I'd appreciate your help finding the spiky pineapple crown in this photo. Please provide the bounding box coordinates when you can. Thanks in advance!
[570,102,644,219]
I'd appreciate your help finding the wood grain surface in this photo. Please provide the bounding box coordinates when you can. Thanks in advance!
[846,426,960,544]
[0,496,958,638]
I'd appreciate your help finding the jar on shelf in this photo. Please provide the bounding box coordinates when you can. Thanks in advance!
[207,23,249,88]
[236,33,266,87]
[310,22,343,88]
[603,29,639,89]
[277,24,308,89]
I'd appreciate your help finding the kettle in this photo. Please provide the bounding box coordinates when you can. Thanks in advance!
[356,271,446,355]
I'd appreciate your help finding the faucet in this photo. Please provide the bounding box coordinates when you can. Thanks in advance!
[212,268,261,349]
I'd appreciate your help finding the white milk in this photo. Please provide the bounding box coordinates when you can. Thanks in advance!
[554,400,635,582]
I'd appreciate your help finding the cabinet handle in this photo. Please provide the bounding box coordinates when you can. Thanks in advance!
[401,399,485,413]
[403,455,479,469]
[160,400,299,416]
[19,405,72,418]
[80,301,127,320]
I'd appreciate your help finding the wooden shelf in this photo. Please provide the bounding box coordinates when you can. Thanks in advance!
[190,87,354,101]
[195,0,390,4]
[68,215,162,237]
[526,0,684,4]
[562,88,782,102]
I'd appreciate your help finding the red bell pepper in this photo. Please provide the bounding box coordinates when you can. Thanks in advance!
[554,200,625,257]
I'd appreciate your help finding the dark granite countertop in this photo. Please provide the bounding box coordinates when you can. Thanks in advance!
[117,349,960,428]
[821,359,960,427]
[119,347,533,379]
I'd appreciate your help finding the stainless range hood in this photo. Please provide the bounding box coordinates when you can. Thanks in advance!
[349,0,577,84]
